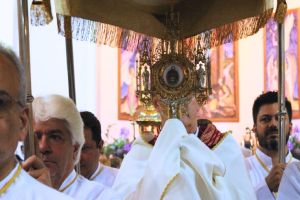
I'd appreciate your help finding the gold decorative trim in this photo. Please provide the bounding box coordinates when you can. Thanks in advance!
[212,131,231,151]
[0,164,22,196]
[274,0,287,23]
[30,0,53,26]
[151,53,196,102]
[90,164,104,181]
[160,173,179,200]
[59,173,79,192]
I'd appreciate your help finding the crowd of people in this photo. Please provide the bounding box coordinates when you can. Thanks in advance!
[0,44,300,199]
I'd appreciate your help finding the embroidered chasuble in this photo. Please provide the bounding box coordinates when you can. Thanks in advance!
[112,119,255,200]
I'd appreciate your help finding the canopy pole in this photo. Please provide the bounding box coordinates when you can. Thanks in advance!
[18,0,35,158]
[64,14,76,103]
[65,37,76,103]
[275,0,288,164]
[64,18,79,172]
[277,22,286,164]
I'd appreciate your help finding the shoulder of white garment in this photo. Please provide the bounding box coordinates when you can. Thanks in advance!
[286,160,300,172]
[1,167,73,199]
[99,162,119,175]
[92,162,118,187]
[277,161,300,200]
[96,187,123,200]
[254,178,275,200]
[62,170,108,200]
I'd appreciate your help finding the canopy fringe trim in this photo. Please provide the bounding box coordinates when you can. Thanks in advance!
[56,7,273,51]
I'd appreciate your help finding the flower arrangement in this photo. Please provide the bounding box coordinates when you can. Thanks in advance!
[102,138,132,158]
[287,124,300,159]
[102,127,133,159]
[288,133,300,151]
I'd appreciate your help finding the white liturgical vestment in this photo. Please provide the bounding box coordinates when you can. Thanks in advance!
[0,163,72,200]
[245,148,298,200]
[277,161,300,200]
[59,169,107,200]
[113,119,255,200]
[90,162,118,187]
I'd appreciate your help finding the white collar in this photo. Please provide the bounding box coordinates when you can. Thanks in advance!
[90,162,103,180]
[256,148,293,167]
[59,169,78,192]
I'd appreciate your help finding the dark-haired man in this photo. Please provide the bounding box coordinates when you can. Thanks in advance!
[80,111,118,187]
[246,91,298,199]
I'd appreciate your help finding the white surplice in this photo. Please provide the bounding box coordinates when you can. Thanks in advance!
[60,169,108,200]
[113,119,255,200]
[245,148,298,200]
[0,163,72,200]
[277,161,300,200]
[90,162,118,187]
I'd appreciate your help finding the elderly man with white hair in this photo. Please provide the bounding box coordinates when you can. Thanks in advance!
[32,95,112,199]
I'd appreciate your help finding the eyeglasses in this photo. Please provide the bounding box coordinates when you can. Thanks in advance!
[0,91,23,115]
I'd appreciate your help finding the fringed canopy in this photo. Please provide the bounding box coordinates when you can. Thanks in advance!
[52,0,274,51]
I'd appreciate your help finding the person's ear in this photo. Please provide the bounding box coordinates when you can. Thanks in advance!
[98,140,104,150]
[19,107,29,141]
[73,144,80,161]
[252,125,257,137]
[289,122,293,132]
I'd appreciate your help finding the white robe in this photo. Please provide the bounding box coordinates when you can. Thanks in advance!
[60,169,107,200]
[90,162,118,187]
[113,119,255,200]
[0,163,72,200]
[277,161,300,200]
[245,148,298,200]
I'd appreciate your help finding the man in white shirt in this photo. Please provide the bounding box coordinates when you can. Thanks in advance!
[32,95,109,199]
[245,91,298,200]
[80,111,118,187]
[0,44,72,199]
[112,95,256,200]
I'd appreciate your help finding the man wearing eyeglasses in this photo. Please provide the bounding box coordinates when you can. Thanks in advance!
[0,44,72,199]
[79,111,118,187]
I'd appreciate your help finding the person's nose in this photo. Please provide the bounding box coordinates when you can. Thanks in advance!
[38,135,51,154]
[270,116,278,127]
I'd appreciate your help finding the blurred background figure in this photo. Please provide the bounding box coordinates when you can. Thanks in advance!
[241,127,257,157]
[80,111,118,187]
[109,156,122,169]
